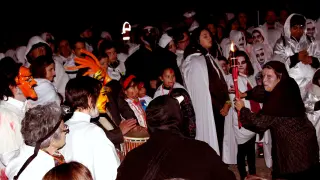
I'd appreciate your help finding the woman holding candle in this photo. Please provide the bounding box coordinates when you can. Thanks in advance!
[234,61,319,179]
[231,51,270,180]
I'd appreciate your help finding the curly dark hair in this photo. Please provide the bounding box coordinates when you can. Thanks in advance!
[21,102,62,148]
[0,57,21,101]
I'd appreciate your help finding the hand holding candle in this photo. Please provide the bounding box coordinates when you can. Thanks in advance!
[230,42,242,128]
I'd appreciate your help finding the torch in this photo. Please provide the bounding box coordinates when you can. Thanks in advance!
[230,42,242,128]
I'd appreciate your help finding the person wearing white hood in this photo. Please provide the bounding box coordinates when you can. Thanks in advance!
[305,19,318,41]
[15,46,28,67]
[183,10,199,32]
[274,13,320,98]
[25,36,69,100]
[159,33,183,67]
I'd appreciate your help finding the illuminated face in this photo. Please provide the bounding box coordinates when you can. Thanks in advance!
[236,56,247,75]
[161,68,176,88]
[255,48,266,66]
[15,66,37,99]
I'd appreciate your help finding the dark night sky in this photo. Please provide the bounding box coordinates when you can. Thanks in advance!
[0,0,318,47]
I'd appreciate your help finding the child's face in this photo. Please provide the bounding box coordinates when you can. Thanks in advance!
[161,69,176,88]
[99,57,108,70]
[218,60,229,75]
[125,85,139,99]
[138,87,146,98]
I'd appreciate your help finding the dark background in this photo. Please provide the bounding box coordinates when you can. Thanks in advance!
[0,0,318,48]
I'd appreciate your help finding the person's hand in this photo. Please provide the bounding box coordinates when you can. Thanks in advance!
[298,50,309,63]
[302,56,313,64]
[239,91,247,98]
[228,85,235,94]
[234,98,245,111]
[119,119,137,135]
[150,80,157,89]
[220,103,231,116]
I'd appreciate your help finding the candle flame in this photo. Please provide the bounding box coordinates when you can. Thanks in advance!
[230,42,235,52]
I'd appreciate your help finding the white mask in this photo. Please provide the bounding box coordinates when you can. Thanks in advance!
[255,48,266,66]
[306,22,316,37]
[238,32,246,49]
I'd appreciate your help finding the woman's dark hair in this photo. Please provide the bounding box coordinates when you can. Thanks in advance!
[0,57,21,100]
[183,26,212,59]
[234,50,254,76]
[43,161,93,180]
[65,76,102,111]
[30,55,55,79]
[146,95,182,134]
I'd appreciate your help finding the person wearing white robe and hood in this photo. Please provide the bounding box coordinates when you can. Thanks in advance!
[15,46,28,67]
[25,36,69,100]
[182,27,231,155]
[305,19,318,41]
[274,13,320,98]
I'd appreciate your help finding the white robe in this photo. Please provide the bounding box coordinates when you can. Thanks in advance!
[181,53,220,155]
[60,112,120,180]
[5,145,54,180]
[29,78,60,107]
[0,97,27,174]
[153,82,185,99]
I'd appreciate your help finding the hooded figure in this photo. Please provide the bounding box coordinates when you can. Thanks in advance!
[236,61,319,179]
[305,19,318,41]
[274,13,320,98]
[117,95,236,180]
[304,68,320,160]
[25,36,69,100]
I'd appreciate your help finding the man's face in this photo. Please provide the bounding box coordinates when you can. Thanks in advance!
[290,25,305,40]
[29,45,46,60]
[73,42,86,58]
[105,48,117,62]
[59,40,72,57]
[266,11,277,25]
[81,29,93,38]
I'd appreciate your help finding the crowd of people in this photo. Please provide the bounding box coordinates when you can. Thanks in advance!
[0,7,320,180]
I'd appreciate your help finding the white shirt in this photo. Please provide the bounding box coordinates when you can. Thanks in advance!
[60,112,120,180]
[6,144,54,180]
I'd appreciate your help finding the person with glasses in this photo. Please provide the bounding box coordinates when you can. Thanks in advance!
[5,102,68,180]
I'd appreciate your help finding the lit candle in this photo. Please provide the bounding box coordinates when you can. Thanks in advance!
[230,42,242,128]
